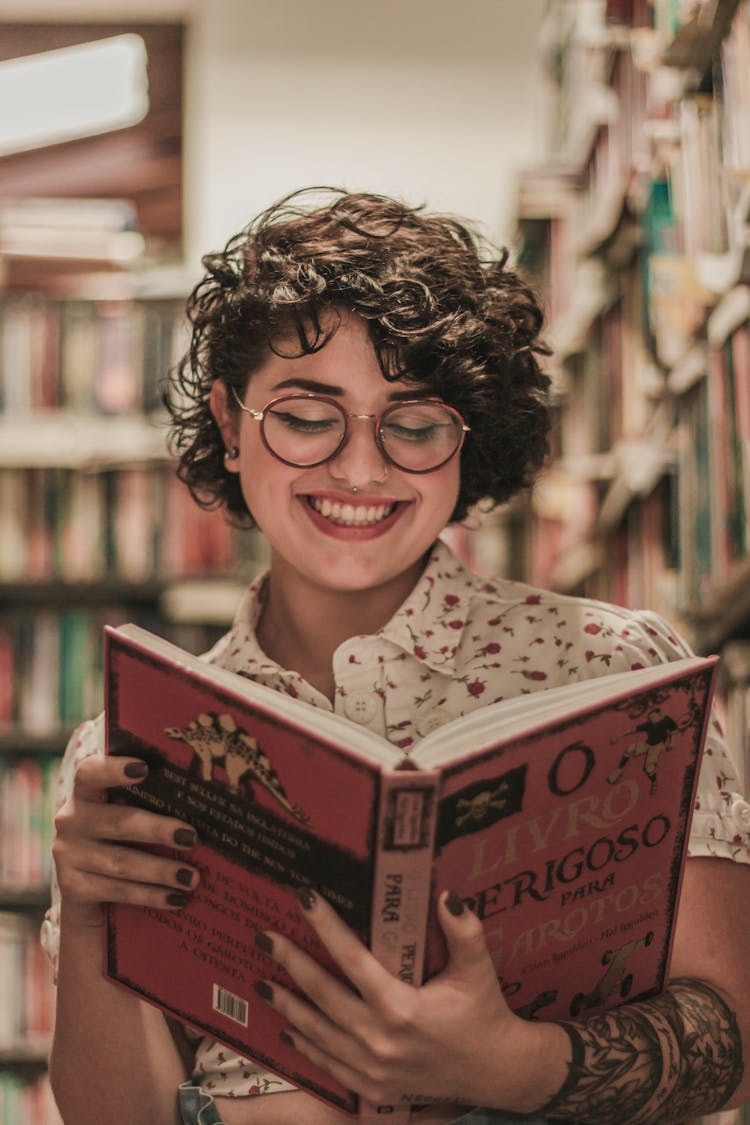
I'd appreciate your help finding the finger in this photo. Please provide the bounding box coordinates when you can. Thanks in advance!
[59,865,194,911]
[72,754,151,800]
[435,890,498,976]
[255,975,362,1068]
[55,794,199,853]
[294,887,396,1003]
[276,1025,381,1104]
[63,835,199,892]
[259,927,366,1028]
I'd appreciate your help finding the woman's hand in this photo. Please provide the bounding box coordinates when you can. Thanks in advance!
[253,888,562,1113]
[52,755,200,929]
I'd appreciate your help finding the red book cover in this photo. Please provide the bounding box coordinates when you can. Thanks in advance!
[104,624,717,1120]
[422,673,714,1022]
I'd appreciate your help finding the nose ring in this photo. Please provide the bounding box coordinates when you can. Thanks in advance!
[350,464,389,493]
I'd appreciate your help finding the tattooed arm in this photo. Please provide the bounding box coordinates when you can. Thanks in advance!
[542,856,749,1123]
[544,979,742,1123]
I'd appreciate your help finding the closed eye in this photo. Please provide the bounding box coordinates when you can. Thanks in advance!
[269,410,340,434]
[382,421,446,443]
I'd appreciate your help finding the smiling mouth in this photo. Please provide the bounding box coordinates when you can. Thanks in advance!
[307,497,397,527]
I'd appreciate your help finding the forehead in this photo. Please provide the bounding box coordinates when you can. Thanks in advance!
[251,312,424,398]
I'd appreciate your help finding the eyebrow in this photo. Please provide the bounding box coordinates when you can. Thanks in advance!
[271,377,427,401]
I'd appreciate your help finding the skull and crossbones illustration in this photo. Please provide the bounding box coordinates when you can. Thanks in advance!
[455,781,511,828]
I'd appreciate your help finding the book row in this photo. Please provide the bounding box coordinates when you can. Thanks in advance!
[0,294,184,417]
[0,1072,61,1125]
[0,608,223,737]
[0,757,60,891]
[0,912,55,1050]
[675,320,750,607]
[0,465,255,583]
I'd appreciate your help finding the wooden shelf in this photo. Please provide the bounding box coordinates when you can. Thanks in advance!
[0,730,71,756]
[0,578,166,605]
[0,412,169,468]
[0,886,50,911]
[0,1039,51,1069]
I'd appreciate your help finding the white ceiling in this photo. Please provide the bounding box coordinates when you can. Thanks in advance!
[0,0,195,16]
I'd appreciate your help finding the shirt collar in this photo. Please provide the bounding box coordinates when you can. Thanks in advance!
[206,569,282,679]
[214,536,474,679]
[377,537,473,674]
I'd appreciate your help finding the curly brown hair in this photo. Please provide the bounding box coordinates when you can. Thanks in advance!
[165,187,551,526]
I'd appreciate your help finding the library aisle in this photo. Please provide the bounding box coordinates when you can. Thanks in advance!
[1,3,750,1122]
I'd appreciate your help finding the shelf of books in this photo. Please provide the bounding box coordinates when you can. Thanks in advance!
[517,0,750,637]
[0,268,264,1119]
[515,5,750,1119]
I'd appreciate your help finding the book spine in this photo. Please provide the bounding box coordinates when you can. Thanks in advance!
[358,768,441,1125]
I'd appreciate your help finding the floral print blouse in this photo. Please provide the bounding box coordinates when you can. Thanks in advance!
[41,538,750,1100]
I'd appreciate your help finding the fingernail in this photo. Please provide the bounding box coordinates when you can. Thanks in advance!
[124,761,148,779]
[166,892,188,908]
[296,885,316,911]
[253,980,273,1002]
[445,890,465,916]
[173,828,197,848]
[255,932,274,955]
[280,1030,295,1047]
[176,868,194,887]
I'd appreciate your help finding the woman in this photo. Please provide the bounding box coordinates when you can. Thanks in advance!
[44,189,750,1125]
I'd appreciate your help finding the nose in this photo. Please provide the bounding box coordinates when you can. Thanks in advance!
[327,415,389,490]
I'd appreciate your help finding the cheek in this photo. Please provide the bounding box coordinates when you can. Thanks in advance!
[421,464,461,524]
[237,445,298,514]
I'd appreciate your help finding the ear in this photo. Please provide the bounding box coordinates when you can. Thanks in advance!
[209,380,240,471]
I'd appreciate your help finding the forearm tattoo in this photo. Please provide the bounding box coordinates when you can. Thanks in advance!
[542,979,743,1124]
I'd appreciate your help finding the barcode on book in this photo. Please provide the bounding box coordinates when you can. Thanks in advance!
[212,984,249,1027]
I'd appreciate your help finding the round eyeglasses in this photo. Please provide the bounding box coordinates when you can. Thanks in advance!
[230,387,470,474]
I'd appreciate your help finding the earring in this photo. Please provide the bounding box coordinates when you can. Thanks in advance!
[224,445,240,463]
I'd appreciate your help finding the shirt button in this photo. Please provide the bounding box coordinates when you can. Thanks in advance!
[416,709,451,737]
[343,693,378,725]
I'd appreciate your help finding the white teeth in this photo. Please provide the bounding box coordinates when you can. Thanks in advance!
[310,497,394,526]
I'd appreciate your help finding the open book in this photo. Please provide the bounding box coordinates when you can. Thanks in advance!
[104,623,718,1121]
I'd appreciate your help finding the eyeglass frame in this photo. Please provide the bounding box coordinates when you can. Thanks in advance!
[229,385,470,474]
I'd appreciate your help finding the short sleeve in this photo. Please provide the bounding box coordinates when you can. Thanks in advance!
[39,714,105,980]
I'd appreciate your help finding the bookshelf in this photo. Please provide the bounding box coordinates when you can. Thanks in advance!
[516,0,750,630]
[514,5,750,1118]
[0,253,263,1119]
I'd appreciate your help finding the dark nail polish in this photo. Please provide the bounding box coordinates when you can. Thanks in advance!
[166,892,188,909]
[255,932,274,955]
[173,828,197,848]
[124,761,148,779]
[176,868,194,887]
[279,1030,295,1047]
[445,890,465,916]
[253,980,273,1002]
[296,885,316,911]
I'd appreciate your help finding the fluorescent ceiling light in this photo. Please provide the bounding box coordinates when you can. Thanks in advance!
[0,34,149,157]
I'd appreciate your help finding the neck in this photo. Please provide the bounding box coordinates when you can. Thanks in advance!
[256,551,427,700]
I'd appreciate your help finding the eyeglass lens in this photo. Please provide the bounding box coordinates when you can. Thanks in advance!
[262,396,463,471]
